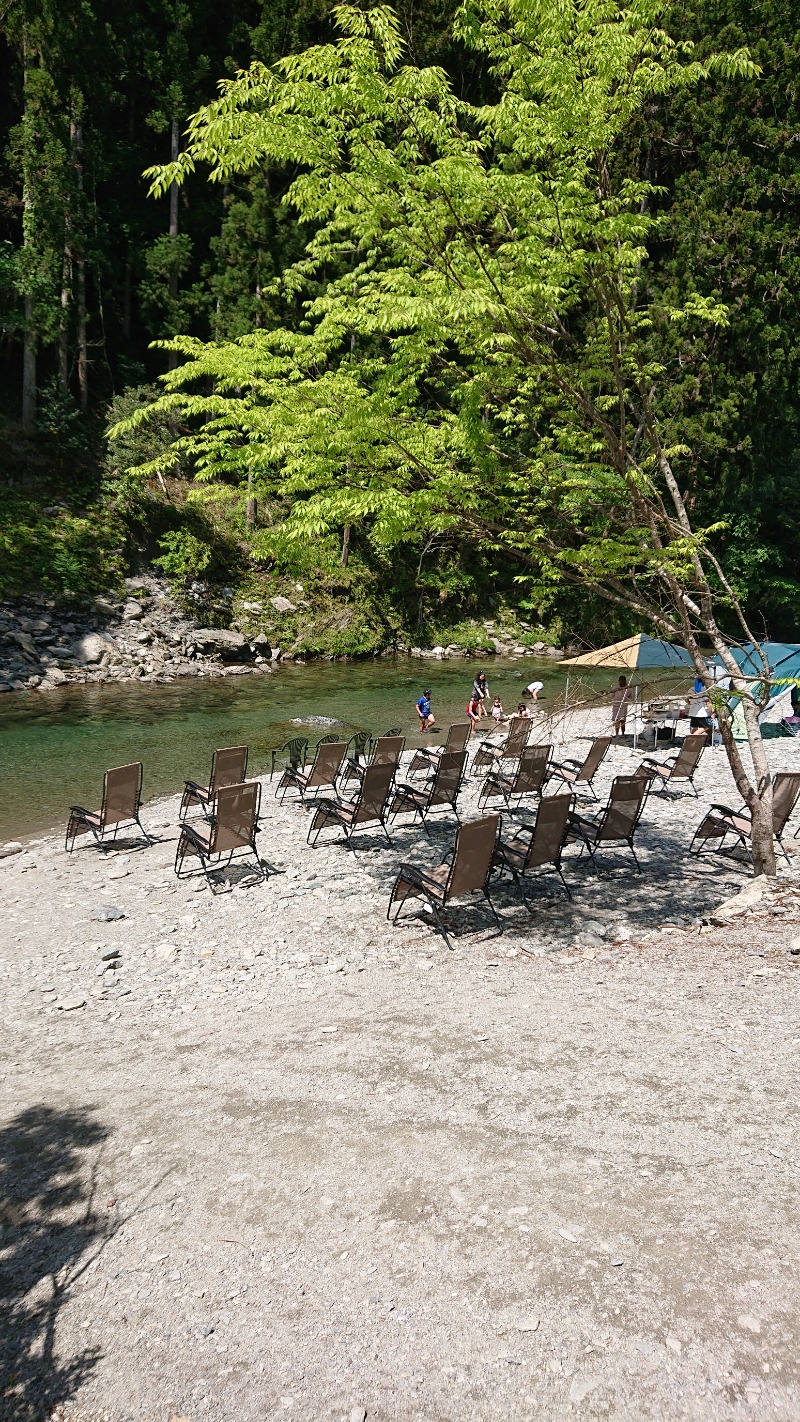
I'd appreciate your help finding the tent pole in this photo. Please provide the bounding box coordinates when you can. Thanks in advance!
[563,672,570,748]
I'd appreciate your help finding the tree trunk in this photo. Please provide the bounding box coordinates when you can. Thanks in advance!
[341,524,351,568]
[167,118,179,373]
[246,466,257,527]
[122,253,132,341]
[20,30,36,433]
[22,296,36,434]
[748,787,777,878]
[58,239,71,395]
[71,116,88,411]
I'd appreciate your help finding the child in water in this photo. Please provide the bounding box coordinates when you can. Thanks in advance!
[491,696,504,722]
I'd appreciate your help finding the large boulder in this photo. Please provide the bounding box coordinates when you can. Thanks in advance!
[73,632,114,664]
[191,628,255,663]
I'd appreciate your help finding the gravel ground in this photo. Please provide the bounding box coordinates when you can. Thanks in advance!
[2,723,800,1422]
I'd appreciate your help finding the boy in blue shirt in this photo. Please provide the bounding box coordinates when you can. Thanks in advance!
[416,689,436,732]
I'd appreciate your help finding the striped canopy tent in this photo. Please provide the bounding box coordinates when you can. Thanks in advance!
[562,634,693,670]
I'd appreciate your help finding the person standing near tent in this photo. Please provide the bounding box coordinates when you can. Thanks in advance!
[611,675,630,736]
[689,676,713,739]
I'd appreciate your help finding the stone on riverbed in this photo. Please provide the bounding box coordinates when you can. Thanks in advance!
[92,905,126,922]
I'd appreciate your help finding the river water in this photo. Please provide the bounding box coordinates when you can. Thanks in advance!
[0,656,685,841]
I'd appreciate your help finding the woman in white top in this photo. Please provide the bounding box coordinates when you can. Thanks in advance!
[611,676,630,735]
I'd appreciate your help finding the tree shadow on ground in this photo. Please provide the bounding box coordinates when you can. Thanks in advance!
[0,1104,113,1420]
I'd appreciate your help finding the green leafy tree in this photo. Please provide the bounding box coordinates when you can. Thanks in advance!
[116,0,794,874]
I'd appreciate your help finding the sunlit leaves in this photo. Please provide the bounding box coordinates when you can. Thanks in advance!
[119,0,758,639]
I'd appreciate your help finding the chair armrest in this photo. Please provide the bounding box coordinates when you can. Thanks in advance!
[396,861,441,886]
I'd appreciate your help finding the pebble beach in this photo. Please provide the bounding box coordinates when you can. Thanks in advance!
[2,710,800,1421]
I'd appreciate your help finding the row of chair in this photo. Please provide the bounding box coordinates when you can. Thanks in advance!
[64,725,800,918]
[388,778,647,948]
[389,764,800,948]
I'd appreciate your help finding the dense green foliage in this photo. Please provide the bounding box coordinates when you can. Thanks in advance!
[1,0,799,650]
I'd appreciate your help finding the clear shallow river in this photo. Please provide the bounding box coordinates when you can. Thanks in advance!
[0,656,686,840]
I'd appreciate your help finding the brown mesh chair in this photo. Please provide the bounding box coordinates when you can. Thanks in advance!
[180,745,249,819]
[342,734,405,788]
[566,775,649,872]
[174,780,263,887]
[276,739,347,804]
[478,744,552,813]
[66,762,152,853]
[492,793,574,902]
[408,722,471,776]
[307,762,395,850]
[472,716,532,777]
[387,814,502,949]
[689,771,800,864]
[637,732,705,798]
[389,750,467,837]
[547,735,612,800]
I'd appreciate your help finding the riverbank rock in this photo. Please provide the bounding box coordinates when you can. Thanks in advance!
[191,628,255,662]
[74,632,114,663]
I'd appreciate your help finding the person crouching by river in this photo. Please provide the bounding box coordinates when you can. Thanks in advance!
[466,693,483,736]
[416,689,436,733]
[611,675,630,736]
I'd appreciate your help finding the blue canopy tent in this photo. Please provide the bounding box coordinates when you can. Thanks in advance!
[718,644,800,739]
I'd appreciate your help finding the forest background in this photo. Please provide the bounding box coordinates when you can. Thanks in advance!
[1,0,799,658]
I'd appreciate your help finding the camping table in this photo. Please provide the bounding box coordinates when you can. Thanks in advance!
[643,702,685,745]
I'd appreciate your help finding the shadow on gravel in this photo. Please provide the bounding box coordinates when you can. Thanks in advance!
[0,1104,113,1420]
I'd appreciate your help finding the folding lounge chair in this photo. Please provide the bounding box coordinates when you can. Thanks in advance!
[547,736,612,801]
[180,745,249,819]
[492,793,574,902]
[478,744,552,813]
[65,762,152,853]
[342,734,405,788]
[389,750,467,837]
[472,716,531,776]
[307,762,395,850]
[689,771,800,863]
[637,732,705,798]
[566,775,649,872]
[382,726,402,738]
[270,736,308,778]
[387,813,502,949]
[408,722,471,777]
[174,780,264,888]
[276,739,347,804]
